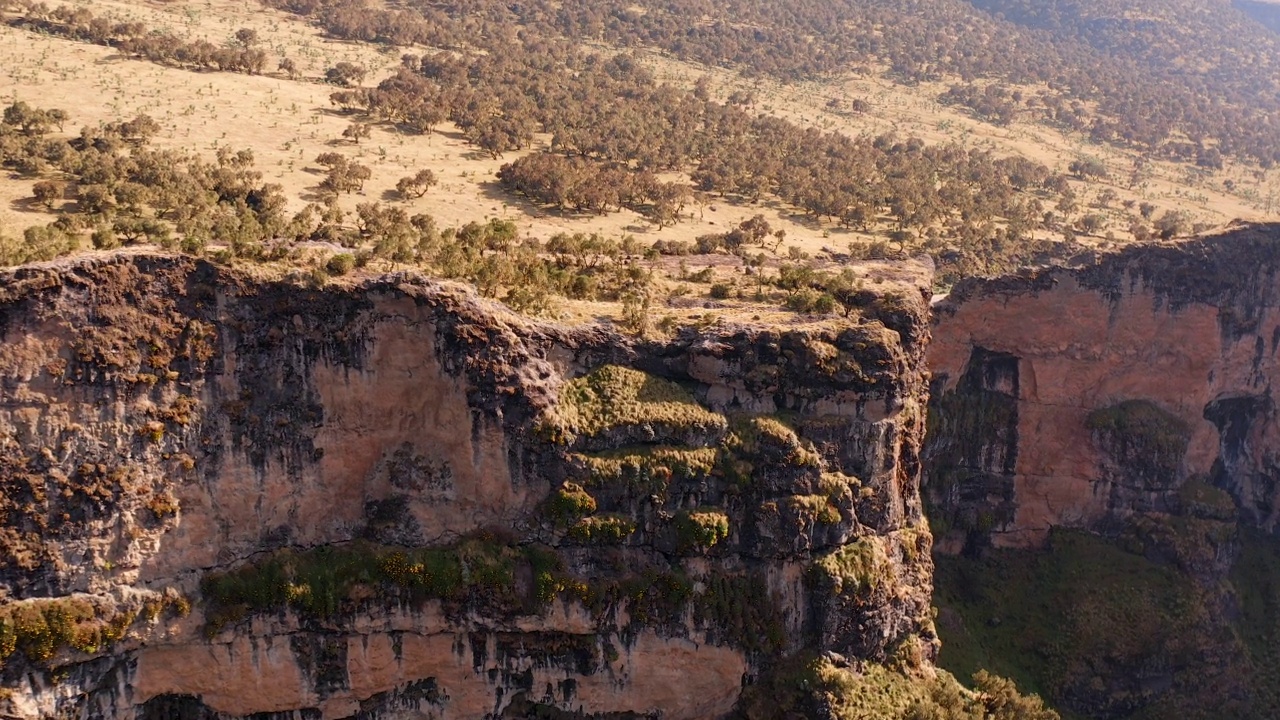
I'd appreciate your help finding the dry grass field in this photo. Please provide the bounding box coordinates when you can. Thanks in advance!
[0,0,1277,324]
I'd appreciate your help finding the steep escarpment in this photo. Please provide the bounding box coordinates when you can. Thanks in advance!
[928,223,1280,547]
[925,223,1280,719]
[0,251,937,719]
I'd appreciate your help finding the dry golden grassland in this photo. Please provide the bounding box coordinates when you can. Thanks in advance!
[645,54,1276,235]
[0,0,1275,326]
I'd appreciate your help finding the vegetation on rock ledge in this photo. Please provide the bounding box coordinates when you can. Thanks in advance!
[199,536,785,658]
[541,365,727,446]
[737,652,1058,720]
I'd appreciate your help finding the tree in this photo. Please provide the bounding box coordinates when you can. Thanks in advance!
[1076,213,1106,235]
[325,62,367,87]
[776,263,816,297]
[825,269,866,317]
[118,114,160,143]
[1068,156,1108,180]
[278,58,299,79]
[620,290,650,335]
[1154,210,1191,239]
[2,102,57,136]
[315,152,346,168]
[32,180,64,209]
[396,169,437,199]
[315,153,370,195]
[342,122,372,144]
[77,184,114,215]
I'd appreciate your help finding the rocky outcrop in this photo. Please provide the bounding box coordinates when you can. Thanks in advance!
[927,222,1280,550]
[924,223,1280,719]
[0,251,936,719]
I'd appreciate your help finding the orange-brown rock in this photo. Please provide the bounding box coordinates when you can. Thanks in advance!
[0,251,936,719]
[926,223,1280,550]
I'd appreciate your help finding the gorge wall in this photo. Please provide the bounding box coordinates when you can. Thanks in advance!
[927,221,1280,548]
[0,251,937,719]
[925,222,1280,719]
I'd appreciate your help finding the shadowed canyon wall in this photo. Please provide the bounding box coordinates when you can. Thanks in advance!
[0,252,936,719]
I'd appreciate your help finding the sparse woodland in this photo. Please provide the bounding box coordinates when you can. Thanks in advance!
[258,0,1280,166]
[0,0,1270,325]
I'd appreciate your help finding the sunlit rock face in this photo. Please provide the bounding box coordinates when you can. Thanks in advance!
[926,222,1280,549]
[0,251,936,719]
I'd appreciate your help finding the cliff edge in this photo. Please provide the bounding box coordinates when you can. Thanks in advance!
[0,251,936,719]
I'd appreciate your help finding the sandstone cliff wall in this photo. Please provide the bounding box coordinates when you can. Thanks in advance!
[0,252,935,720]
[926,223,1280,551]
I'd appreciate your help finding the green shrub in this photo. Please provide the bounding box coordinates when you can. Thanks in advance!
[566,515,636,544]
[1085,399,1189,459]
[1178,477,1236,520]
[788,495,842,525]
[572,446,718,495]
[545,482,597,525]
[0,598,133,666]
[200,537,540,634]
[674,510,730,552]
[543,365,726,445]
[819,472,859,501]
[810,538,889,595]
[326,253,356,276]
[693,573,785,655]
[730,415,822,468]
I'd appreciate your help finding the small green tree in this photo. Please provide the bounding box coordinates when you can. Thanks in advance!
[620,290,650,335]
[395,169,437,199]
[326,253,356,276]
[1154,210,1191,240]
[32,180,64,209]
[324,62,367,87]
[342,122,371,144]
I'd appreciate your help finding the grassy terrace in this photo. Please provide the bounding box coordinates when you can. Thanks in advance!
[0,591,187,668]
[198,536,784,654]
[540,365,727,446]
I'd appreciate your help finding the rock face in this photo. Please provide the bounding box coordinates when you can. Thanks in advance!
[0,252,936,719]
[927,223,1280,550]
[924,223,1280,718]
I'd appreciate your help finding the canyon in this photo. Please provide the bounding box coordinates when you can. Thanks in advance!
[4,222,1280,718]
[925,222,1280,718]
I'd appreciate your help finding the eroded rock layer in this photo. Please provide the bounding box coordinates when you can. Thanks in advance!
[925,222,1280,718]
[928,223,1280,549]
[0,252,935,719]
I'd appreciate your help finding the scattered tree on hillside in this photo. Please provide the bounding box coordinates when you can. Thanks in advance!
[396,169,437,199]
[342,122,372,144]
[325,62,367,87]
[32,181,64,209]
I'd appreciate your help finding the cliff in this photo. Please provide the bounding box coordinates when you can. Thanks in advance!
[925,222,1280,718]
[0,251,937,719]
[927,222,1280,549]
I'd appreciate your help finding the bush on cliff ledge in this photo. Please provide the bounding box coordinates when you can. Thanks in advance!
[541,365,727,446]
[737,652,1058,720]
